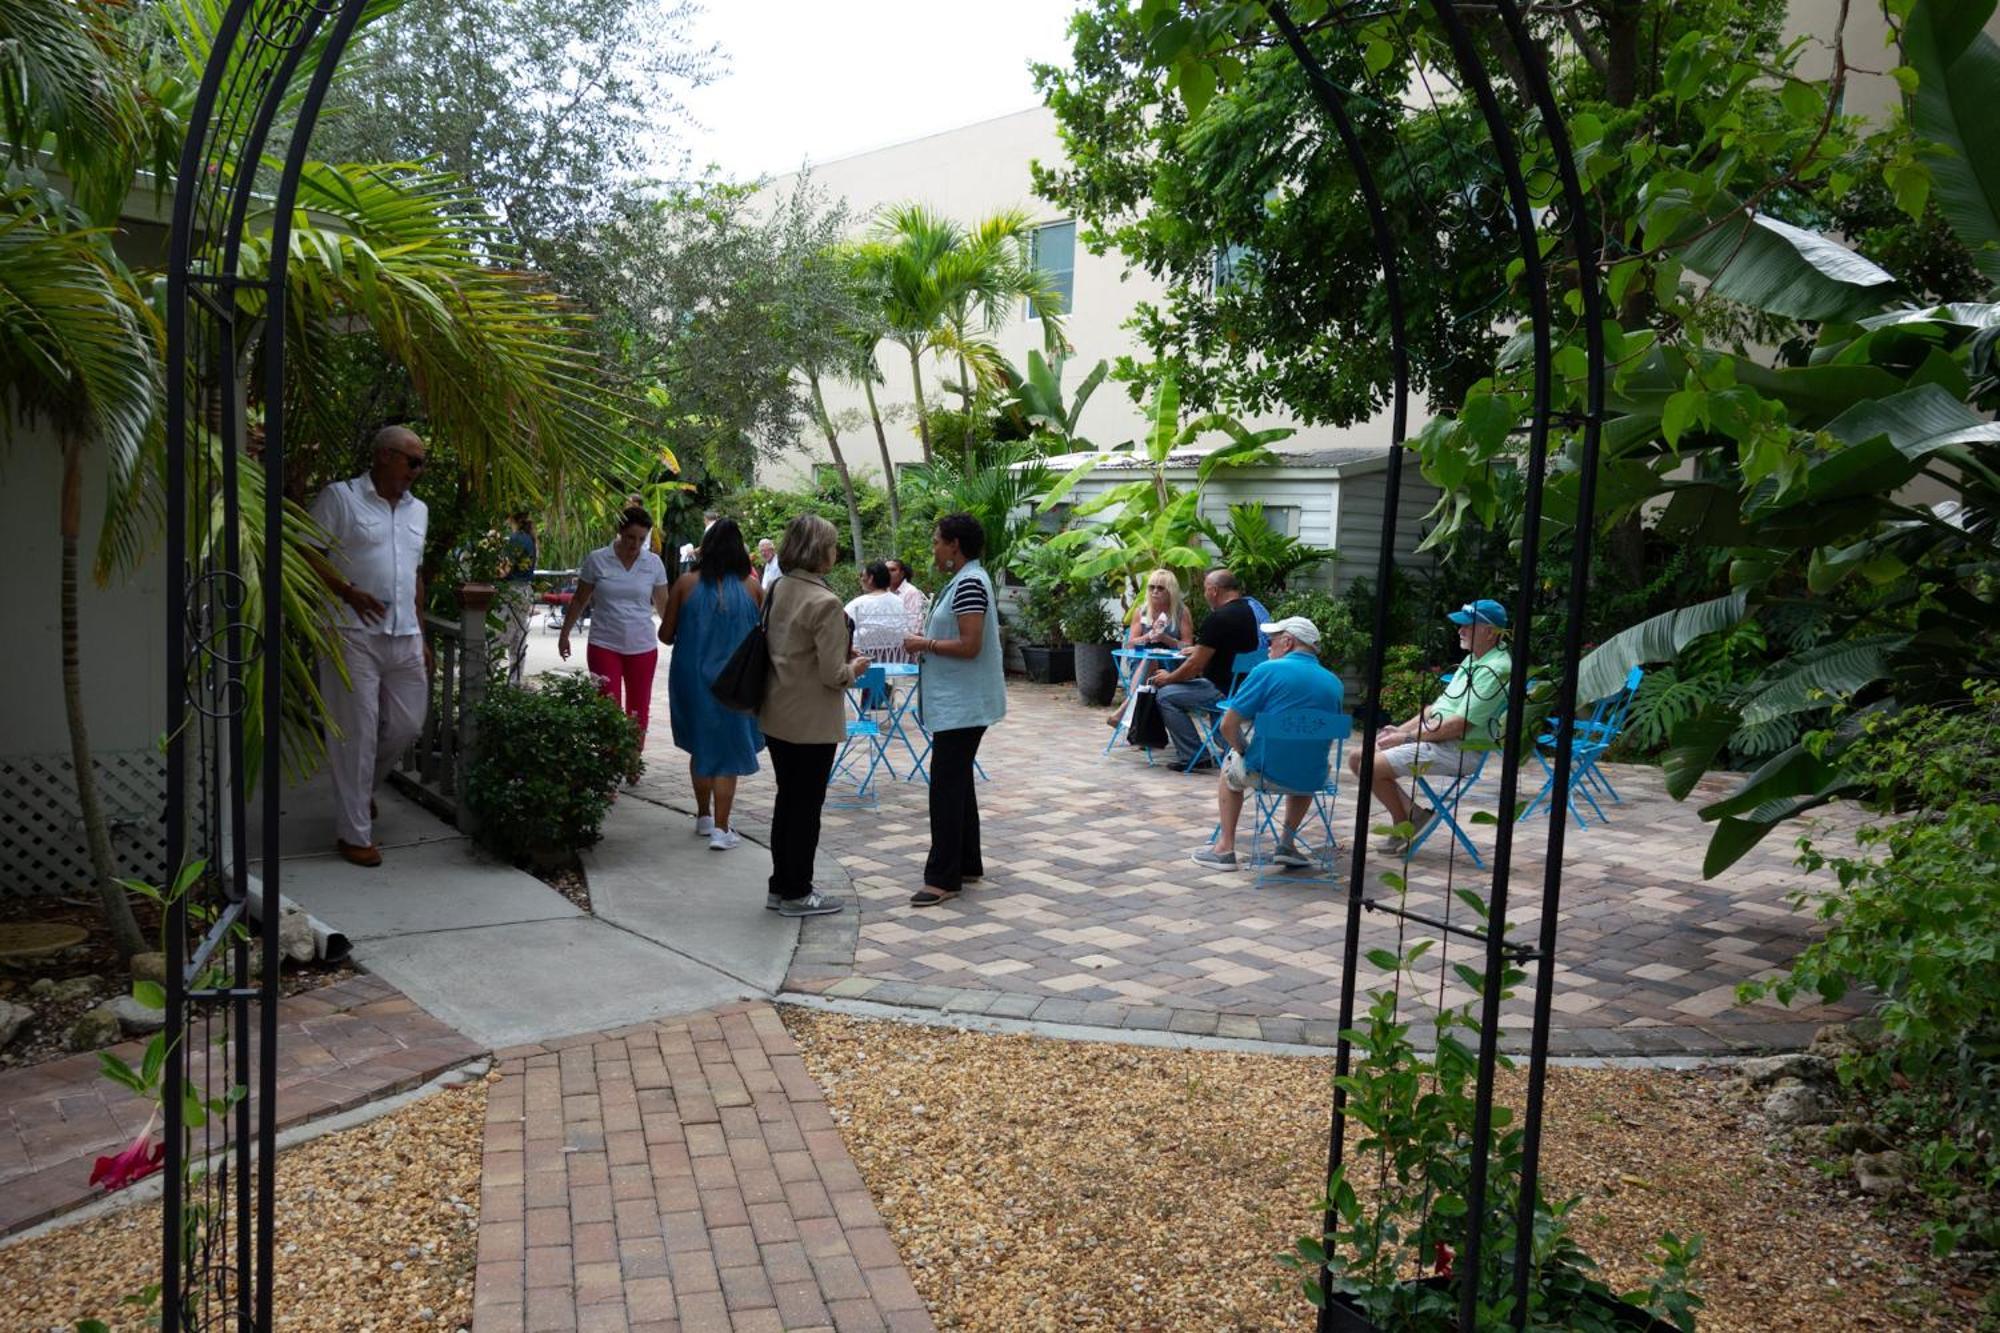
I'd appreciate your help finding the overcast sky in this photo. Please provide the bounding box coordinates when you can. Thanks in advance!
[678,0,1083,182]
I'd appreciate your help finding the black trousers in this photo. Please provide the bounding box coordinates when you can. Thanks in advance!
[766,737,835,900]
[924,726,987,891]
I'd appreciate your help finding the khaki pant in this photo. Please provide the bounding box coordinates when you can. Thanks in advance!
[321,630,427,847]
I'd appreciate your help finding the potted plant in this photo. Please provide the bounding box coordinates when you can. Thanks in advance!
[1013,585,1075,684]
[1063,584,1119,705]
[1285,943,1700,1333]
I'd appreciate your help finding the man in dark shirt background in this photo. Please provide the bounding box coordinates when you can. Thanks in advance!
[1147,568,1261,769]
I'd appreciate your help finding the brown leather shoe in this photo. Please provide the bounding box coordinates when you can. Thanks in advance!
[337,839,382,868]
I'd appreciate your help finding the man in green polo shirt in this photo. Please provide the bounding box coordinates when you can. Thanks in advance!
[1350,598,1512,852]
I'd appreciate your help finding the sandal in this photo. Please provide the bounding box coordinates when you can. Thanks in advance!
[908,886,960,907]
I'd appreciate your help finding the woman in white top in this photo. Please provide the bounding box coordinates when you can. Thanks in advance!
[844,561,912,665]
[559,507,671,764]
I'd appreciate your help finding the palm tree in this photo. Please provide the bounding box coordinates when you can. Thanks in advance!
[1,190,156,960]
[861,203,1070,468]
[837,243,900,530]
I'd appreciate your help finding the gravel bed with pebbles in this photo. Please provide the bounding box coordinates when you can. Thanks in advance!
[0,1078,486,1332]
[786,1010,1985,1332]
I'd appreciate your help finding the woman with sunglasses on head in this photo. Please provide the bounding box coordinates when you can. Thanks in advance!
[1106,567,1194,726]
[560,506,671,776]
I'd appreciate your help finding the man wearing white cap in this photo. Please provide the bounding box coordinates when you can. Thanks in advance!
[1190,616,1345,871]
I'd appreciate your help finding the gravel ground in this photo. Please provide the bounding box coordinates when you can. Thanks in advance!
[785,1010,1985,1332]
[0,1077,487,1332]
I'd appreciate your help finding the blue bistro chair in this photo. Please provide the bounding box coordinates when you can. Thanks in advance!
[1185,647,1268,772]
[1403,746,1494,867]
[1242,709,1352,889]
[827,667,893,809]
[1520,666,1644,826]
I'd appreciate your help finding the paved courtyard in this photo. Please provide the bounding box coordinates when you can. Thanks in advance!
[633,677,1859,1057]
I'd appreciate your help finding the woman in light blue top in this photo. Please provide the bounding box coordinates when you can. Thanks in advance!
[901,513,1006,907]
[661,518,763,850]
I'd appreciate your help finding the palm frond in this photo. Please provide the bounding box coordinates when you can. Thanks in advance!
[0,0,147,222]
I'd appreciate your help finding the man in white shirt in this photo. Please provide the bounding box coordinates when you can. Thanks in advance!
[886,558,927,628]
[307,426,432,867]
[757,538,784,588]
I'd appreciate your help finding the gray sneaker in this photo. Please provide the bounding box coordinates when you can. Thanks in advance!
[765,893,782,912]
[778,892,845,918]
[1190,848,1238,871]
[1272,839,1314,869]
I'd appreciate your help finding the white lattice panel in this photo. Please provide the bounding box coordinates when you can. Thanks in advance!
[0,752,168,897]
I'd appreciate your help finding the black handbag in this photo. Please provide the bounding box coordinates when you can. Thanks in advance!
[710,579,779,715]
[1127,689,1170,749]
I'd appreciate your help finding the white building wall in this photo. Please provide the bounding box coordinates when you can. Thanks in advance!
[762,108,1390,491]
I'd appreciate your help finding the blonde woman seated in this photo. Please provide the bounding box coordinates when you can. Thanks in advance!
[1108,569,1195,725]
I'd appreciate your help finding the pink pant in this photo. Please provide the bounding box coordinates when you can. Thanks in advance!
[586,643,658,740]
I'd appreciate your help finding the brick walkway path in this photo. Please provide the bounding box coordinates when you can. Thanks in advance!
[474,1002,932,1333]
[634,680,1858,1056]
[0,973,481,1237]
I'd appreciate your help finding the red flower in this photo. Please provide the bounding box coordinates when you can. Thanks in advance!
[1434,1242,1454,1278]
[90,1131,164,1192]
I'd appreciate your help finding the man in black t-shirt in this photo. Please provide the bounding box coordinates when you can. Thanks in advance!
[1146,569,1262,769]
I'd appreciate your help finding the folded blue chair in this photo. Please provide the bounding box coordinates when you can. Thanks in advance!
[1519,665,1643,827]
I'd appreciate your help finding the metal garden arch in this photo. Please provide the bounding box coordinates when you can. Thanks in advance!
[160,1,1607,1329]
[1248,2,1610,1329]
[164,1,369,1327]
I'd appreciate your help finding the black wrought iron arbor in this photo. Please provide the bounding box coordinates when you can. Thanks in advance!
[163,2,368,1327]
[1248,2,1609,1330]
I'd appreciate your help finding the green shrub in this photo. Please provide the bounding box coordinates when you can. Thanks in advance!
[1271,589,1368,676]
[464,672,641,857]
[1744,686,2000,1270]
[1058,585,1117,645]
[822,561,862,604]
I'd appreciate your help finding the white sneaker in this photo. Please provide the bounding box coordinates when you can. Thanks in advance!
[709,828,740,851]
[695,815,715,836]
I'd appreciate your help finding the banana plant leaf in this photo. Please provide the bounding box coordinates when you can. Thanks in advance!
[1906,0,2000,287]
[1676,208,1896,323]
[1574,591,1748,705]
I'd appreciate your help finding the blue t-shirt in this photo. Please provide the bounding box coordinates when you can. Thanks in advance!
[1226,651,1347,792]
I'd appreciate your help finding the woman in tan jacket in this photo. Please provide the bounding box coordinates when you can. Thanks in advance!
[757,515,869,917]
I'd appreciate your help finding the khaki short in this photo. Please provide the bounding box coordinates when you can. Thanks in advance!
[1378,740,1472,778]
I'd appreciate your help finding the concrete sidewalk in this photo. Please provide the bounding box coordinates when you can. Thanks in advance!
[269,778,802,1049]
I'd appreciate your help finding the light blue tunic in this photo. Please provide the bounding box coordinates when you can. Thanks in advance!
[667,576,764,777]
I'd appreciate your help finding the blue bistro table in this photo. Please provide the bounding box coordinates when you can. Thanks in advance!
[1104,648,1184,761]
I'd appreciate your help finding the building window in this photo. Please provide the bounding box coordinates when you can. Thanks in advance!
[1028,220,1075,317]
[1212,242,1255,293]
[1261,504,1300,538]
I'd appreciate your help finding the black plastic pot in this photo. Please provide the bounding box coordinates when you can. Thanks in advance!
[1020,644,1075,684]
[1073,641,1117,705]
[1323,1278,1678,1332]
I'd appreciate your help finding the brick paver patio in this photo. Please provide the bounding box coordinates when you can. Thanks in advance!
[0,972,482,1237]
[634,679,1860,1056]
[474,1002,933,1333]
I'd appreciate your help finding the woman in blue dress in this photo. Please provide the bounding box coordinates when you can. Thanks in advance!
[661,517,764,850]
